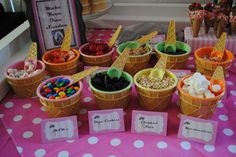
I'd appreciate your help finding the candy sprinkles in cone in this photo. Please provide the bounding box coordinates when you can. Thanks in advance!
[188,2,205,37]
[177,66,225,119]
[5,42,46,98]
[42,26,80,76]
[134,55,178,111]
[88,43,134,109]
[194,32,234,76]
[155,20,191,69]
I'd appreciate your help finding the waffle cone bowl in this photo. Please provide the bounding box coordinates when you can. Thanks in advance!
[37,76,83,118]
[155,41,191,69]
[89,70,133,109]
[79,43,115,67]
[194,47,234,76]
[117,42,152,76]
[5,60,46,98]
[42,48,80,76]
[134,68,178,111]
[177,67,225,119]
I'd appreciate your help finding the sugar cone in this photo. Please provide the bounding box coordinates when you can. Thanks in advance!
[61,26,72,52]
[111,46,131,71]
[165,20,176,46]
[191,18,203,37]
[212,66,225,81]
[215,21,227,38]
[26,42,37,60]
[154,54,167,70]
[71,66,99,82]
[108,25,122,48]
[213,32,227,53]
[136,31,158,45]
[204,18,215,34]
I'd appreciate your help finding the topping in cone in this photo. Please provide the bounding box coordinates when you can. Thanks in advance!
[61,26,72,52]
[165,20,176,52]
[136,31,158,45]
[108,25,122,49]
[210,32,227,62]
[71,66,99,83]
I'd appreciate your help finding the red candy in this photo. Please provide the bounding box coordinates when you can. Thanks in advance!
[47,50,76,63]
[83,41,110,56]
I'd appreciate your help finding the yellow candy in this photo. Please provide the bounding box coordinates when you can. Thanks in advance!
[59,91,66,97]
[54,87,59,91]
[74,86,79,91]
[55,96,60,100]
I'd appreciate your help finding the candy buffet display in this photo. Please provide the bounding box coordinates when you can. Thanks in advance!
[2,1,236,155]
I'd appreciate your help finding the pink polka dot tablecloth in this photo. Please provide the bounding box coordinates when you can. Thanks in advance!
[1,29,236,157]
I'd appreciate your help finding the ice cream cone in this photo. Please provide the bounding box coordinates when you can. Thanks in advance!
[61,26,72,52]
[191,18,203,37]
[213,32,227,53]
[212,66,224,81]
[165,20,176,47]
[154,54,167,69]
[204,18,215,34]
[26,42,37,60]
[215,13,229,38]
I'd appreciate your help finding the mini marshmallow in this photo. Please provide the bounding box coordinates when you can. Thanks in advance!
[182,72,215,98]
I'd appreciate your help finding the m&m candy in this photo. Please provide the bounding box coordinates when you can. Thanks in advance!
[40,78,80,100]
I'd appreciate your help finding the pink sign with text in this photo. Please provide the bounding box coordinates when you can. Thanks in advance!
[41,116,78,143]
[88,109,125,134]
[178,115,218,145]
[131,110,168,136]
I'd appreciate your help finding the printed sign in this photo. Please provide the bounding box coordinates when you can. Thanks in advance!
[178,115,218,145]
[131,110,168,136]
[170,70,191,80]
[88,109,125,134]
[32,0,80,53]
[41,116,78,143]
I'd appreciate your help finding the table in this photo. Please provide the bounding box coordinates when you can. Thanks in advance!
[0,29,236,157]
[184,27,236,54]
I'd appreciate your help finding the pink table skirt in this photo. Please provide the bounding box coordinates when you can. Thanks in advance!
[0,29,236,157]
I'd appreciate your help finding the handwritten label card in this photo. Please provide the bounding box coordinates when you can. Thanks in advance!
[41,116,78,143]
[131,110,168,136]
[88,109,125,134]
[170,70,191,80]
[178,115,218,145]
